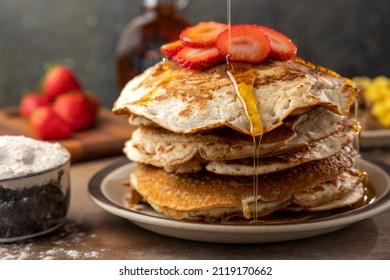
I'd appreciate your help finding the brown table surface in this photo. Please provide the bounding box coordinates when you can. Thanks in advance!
[1,149,390,260]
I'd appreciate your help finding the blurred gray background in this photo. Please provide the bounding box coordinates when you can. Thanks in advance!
[1,0,389,108]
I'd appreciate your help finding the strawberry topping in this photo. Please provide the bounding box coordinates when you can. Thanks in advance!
[216,24,271,64]
[160,40,184,57]
[176,46,224,70]
[258,26,297,60]
[180,22,228,48]
[165,22,297,70]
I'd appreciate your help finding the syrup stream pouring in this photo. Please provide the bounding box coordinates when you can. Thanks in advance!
[225,0,263,222]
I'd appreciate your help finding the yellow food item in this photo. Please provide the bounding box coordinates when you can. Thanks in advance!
[372,98,390,127]
[353,76,390,128]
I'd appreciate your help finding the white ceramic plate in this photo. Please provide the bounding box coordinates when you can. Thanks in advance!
[361,129,390,148]
[88,158,390,243]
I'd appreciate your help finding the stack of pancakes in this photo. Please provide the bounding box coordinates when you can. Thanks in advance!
[112,58,366,223]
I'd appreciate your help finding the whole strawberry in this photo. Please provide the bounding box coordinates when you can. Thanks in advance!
[53,91,98,131]
[30,106,72,140]
[42,65,82,102]
[19,92,50,118]
[85,92,100,120]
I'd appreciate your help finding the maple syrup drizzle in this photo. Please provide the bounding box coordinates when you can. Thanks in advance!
[130,46,176,105]
[353,97,363,172]
[225,0,263,223]
[226,68,263,223]
[130,62,178,105]
[161,53,170,70]
[226,0,232,66]
[294,57,355,86]
[251,135,262,223]
[297,57,364,174]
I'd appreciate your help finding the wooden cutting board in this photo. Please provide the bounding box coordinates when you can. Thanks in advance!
[0,107,135,162]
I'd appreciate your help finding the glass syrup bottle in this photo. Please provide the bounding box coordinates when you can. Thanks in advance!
[116,0,190,91]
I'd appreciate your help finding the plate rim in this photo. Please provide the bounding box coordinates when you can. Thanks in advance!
[88,156,390,234]
[361,129,390,137]
[360,129,390,147]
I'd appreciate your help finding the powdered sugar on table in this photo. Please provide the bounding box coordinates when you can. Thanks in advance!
[0,221,107,260]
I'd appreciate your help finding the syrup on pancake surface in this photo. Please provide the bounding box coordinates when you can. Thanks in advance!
[112,22,368,223]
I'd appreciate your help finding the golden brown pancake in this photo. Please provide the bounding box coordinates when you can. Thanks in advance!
[204,118,356,176]
[124,107,346,168]
[291,170,363,208]
[113,59,358,135]
[126,121,355,175]
[128,145,360,221]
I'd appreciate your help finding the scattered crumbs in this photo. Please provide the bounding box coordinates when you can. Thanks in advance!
[0,222,108,260]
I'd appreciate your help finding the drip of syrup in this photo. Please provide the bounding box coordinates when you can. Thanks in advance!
[353,97,362,171]
[161,54,170,71]
[251,135,262,223]
[226,0,232,68]
[226,68,262,222]
[225,0,263,223]
[131,64,178,105]
[132,38,177,105]
[225,69,263,136]
[351,91,369,206]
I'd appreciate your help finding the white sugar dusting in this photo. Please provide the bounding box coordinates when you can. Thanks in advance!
[0,136,70,181]
[0,222,106,260]
[66,250,80,258]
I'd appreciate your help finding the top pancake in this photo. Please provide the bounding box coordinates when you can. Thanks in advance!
[113,58,358,135]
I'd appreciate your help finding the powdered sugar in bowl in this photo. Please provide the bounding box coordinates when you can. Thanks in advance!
[0,136,71,243]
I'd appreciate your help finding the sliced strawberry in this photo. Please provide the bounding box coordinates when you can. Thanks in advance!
[175,46,224,70]
[171,54,181,65]
[180,22,228,48]
[216,24,271,64]
[258,26,297,60]
[160,40,184,57]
